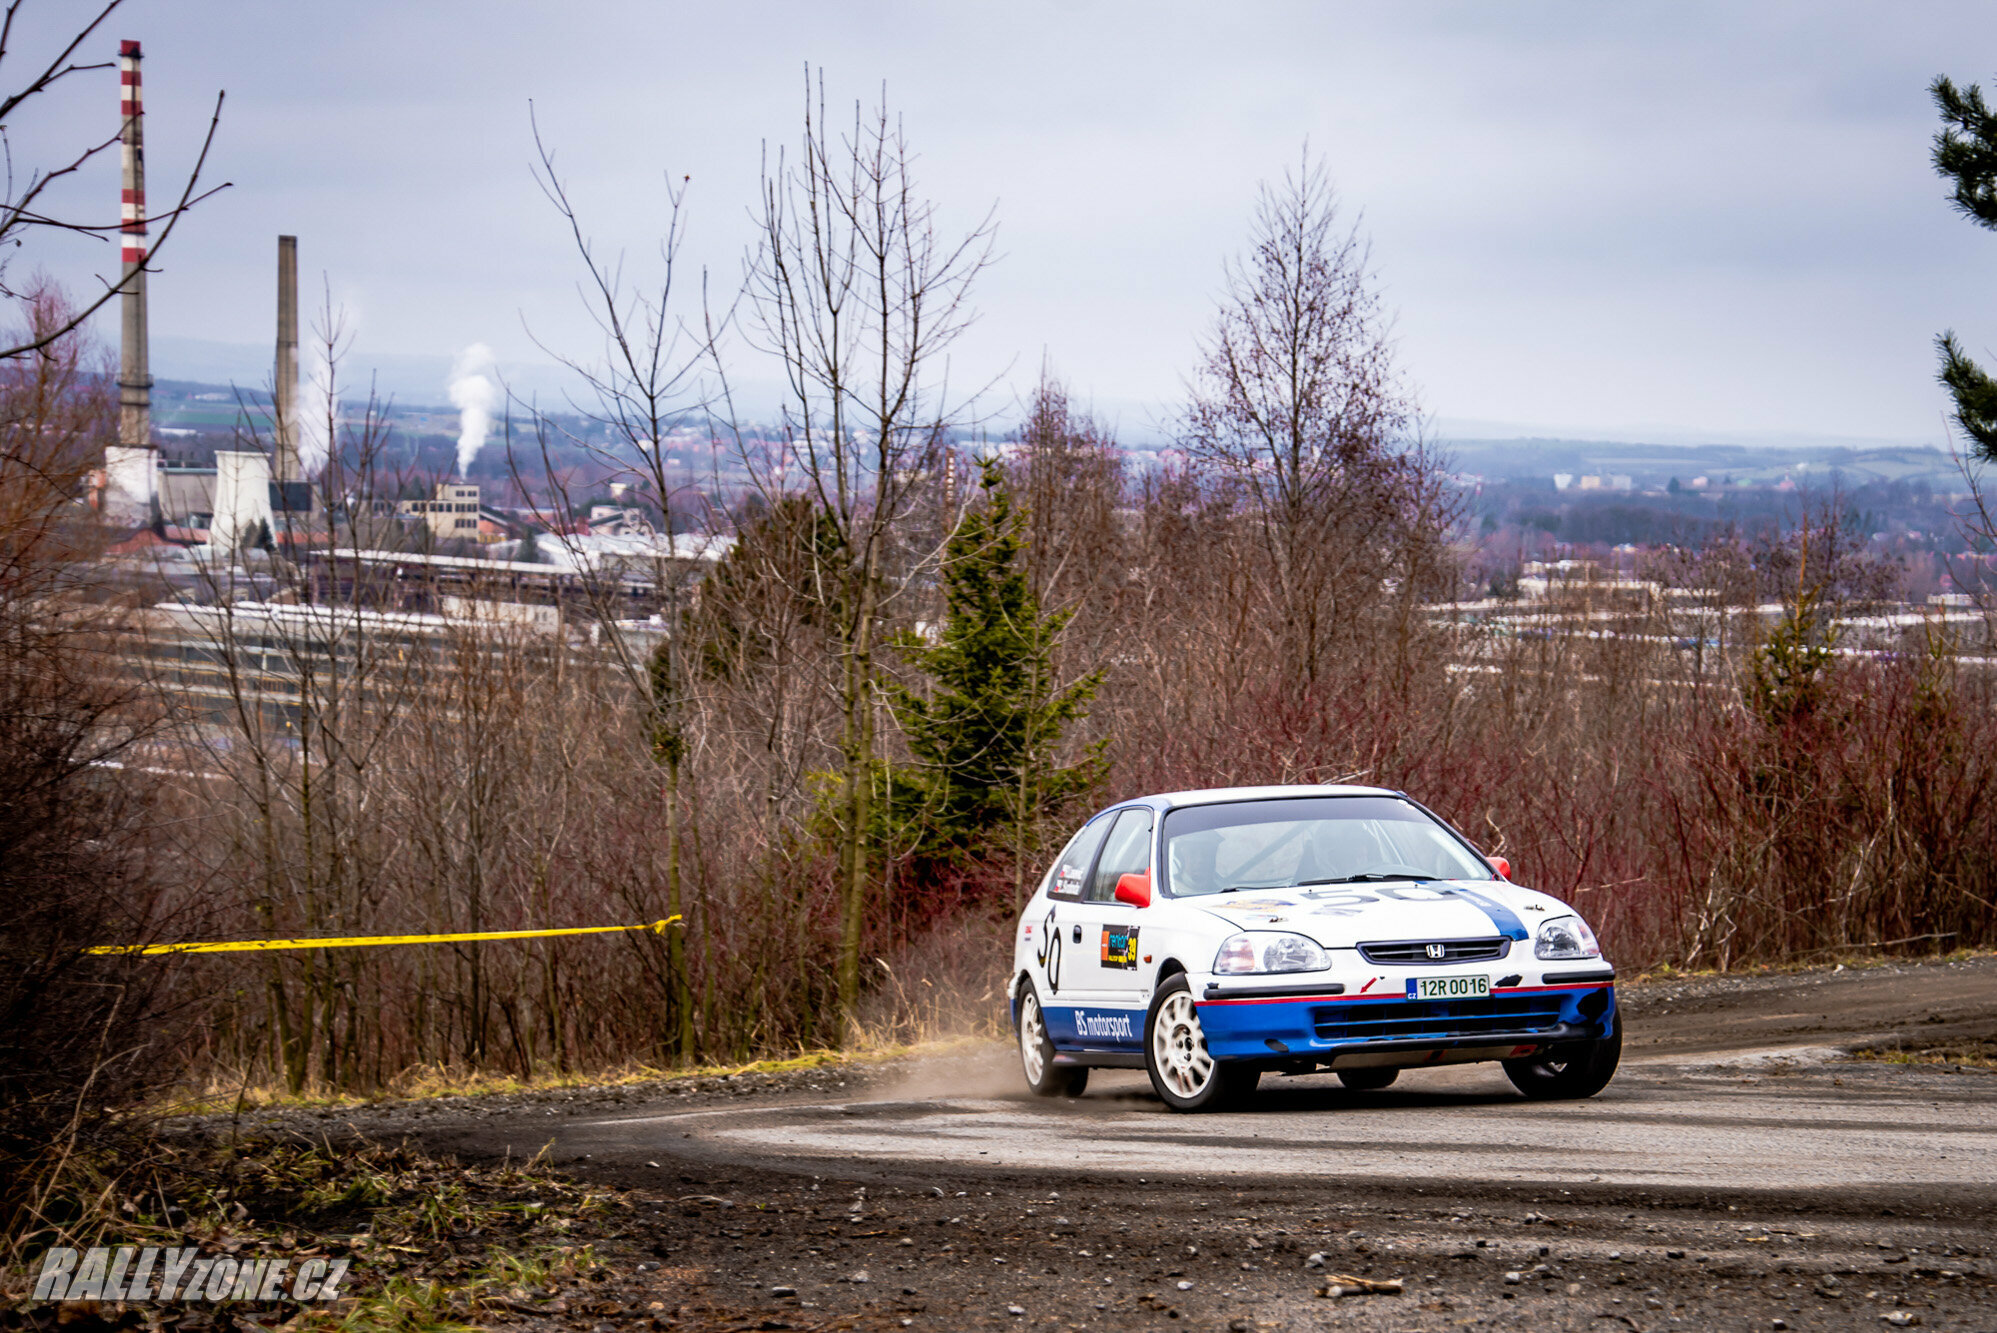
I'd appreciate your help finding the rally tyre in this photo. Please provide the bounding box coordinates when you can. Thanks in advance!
[1145,974,1253,1111]
[1337,1067,1399,1091]
[1503,1010,1622,1100]
[1016,983,1089,1098]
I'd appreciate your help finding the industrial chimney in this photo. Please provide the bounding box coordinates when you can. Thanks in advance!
[273,235,300,481]
[104,38,156,524]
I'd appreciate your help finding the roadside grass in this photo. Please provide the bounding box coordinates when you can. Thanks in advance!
[1844,1035,1997,1070]
[170,1034,990,1115]
[1623,944,1995,986]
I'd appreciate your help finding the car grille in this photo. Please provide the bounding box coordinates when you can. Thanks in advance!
[1357,937,1509,965]
[1311,994,1566,1044]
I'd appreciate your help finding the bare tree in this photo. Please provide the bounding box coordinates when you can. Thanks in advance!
[1005,369,1127,636]
[735,70,994,1043]
[1183,151,1433,684]
[518,108,726,1063]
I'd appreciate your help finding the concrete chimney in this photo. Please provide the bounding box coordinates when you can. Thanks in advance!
[105,38,156,524]
[273,235,301,481]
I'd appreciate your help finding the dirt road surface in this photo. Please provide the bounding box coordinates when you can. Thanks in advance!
[308,957,1997,1331]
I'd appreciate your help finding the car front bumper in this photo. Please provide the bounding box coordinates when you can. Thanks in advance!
[1194,974,1618,1067]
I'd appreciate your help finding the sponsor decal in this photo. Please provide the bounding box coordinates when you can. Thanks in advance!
[31,1247,350,1304]
[1072,1010,1137,1042]
[1056,867,1085,893]
[1223,897,1298,912]
[1100,924,1139,970]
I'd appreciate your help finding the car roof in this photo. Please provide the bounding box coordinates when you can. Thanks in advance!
[1110,783,1400,814]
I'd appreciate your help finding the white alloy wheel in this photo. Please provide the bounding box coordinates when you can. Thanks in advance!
[1019,990,1048,1085]
[1016,981,1089,1098]
[1150,988,1215,1100]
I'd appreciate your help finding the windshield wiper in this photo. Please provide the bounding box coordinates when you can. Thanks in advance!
[1296,873,1429,885]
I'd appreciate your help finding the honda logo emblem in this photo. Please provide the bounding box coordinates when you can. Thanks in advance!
[1425,943,1447,960]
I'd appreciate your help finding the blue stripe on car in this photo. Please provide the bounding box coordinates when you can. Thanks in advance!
[1434,884,1531,940]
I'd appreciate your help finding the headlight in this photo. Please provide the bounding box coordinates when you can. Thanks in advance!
[1533,914,1601,961]
[1213,932,1330,975]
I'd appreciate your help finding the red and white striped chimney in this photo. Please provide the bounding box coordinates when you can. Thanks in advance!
[116,38,152,467]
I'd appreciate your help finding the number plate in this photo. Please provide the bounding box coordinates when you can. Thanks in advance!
[1407,974,1491,1000]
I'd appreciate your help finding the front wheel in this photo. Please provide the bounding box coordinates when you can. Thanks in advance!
[1503,1010,1621,1100]
[1016,983,1088,1098]
[1145,975,1256,1111]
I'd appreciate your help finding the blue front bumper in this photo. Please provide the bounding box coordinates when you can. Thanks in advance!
[1195,983,1618,1062]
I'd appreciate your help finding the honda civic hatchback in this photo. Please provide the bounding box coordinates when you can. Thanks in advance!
[1010,785,1620,1111]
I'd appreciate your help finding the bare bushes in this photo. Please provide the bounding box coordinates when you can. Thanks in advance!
[1674,629,1997,969]
[0,293,183,1237]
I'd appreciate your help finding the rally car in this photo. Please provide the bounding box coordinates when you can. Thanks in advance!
[1010,785,1620,1111]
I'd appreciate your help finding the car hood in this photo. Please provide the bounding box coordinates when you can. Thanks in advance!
[1188,880,1563,949]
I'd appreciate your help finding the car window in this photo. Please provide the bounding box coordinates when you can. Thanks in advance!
[1162,796,1488,896]
[1088,808,1154,902]
[1046,813,1113,899]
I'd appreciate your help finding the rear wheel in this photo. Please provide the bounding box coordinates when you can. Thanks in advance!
[1145,974,1256,1111]
[1337,1067,1399,1091]
[1503,1011,1622,1100]
[1016,983,1088,1098]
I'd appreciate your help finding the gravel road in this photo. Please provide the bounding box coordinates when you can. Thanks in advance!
[256,955,1997,1331]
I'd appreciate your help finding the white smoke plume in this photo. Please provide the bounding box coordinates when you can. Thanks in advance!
[447,343,500,477]
[297,344,335,477]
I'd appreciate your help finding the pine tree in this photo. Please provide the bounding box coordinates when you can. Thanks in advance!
[891,459,1103,896]
[1931,75,1997,462]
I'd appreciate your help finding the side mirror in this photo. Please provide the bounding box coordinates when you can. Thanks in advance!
[1490,856,1511,880]
[1114,871,1152,908]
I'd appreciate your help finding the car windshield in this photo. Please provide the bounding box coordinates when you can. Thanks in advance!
[1161,796,1491,897]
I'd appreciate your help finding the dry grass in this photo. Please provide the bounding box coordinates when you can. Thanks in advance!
[166,1035,992,1115]
[1845,1036,1997,1070]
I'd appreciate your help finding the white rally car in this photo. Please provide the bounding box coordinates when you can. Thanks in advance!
[1010,785,1620,1111]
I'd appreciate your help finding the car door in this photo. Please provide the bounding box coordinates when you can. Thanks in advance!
[1033,812,1113,1011]
[1084,807,1155,1008]
[1054,807,1154,1050]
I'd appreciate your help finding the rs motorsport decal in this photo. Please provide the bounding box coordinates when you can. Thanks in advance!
[1071,1009,1136,1041]
[1100,923,1139,970]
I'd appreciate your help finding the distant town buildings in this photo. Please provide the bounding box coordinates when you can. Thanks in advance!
[1553,473,1633,492]
[398,482,500,542]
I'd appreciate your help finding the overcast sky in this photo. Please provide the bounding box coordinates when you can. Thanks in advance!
[22,1,1997,444]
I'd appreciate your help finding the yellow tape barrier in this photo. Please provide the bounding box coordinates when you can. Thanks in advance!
[87,917,682,957]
